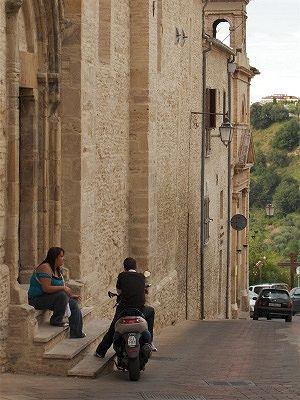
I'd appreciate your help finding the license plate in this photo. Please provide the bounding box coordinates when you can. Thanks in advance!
[269,303,281,307]
[127,335,137,347]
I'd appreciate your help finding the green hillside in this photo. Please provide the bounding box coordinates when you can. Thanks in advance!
[249,109,300,286]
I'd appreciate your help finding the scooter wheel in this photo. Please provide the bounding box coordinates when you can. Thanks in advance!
[128,357,140,381]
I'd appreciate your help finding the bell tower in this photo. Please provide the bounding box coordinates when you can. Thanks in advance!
[204,0,249,52]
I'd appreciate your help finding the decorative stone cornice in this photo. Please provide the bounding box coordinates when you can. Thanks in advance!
[5,0,23,14]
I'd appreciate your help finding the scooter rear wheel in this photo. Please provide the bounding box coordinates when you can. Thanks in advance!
[128,357,140,381]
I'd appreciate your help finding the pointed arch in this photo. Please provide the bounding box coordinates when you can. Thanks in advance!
[5,0,64,301]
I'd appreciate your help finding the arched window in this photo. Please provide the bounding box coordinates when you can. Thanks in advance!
[241,95,246,122]
[213,19,231,47]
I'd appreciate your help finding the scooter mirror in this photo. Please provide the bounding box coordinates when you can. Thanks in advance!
[144,271,151,278]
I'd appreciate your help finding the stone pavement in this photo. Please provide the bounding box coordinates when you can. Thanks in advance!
[1,315,300,400]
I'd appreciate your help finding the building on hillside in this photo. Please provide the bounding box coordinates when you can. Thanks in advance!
[260,94,299,103]
[0,0,257,375]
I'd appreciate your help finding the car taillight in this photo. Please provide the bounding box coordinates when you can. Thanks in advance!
[121,318,141,324]
[288,301,293,309]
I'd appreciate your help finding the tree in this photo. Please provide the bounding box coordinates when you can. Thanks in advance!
[251,150,267,174]
[272,119,300,151]
[250,170,281,208]
[273,178,300,215]
[268,149,290,167]
[287,101,300,120]
[250,102,290,129]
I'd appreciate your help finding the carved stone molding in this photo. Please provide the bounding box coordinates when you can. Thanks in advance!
[5,0,23,14]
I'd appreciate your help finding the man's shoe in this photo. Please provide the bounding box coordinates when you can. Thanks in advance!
[150,343,157,352]
[141,343,152,361]
[95,351,105,358]
[50,321,69,328]
[70,332,86,339]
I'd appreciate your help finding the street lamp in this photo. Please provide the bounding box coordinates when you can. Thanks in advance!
[219,116,233,147]
[256,256,266,283]
[265,203,274,217]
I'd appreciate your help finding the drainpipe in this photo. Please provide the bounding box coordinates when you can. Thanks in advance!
[200,0,211,320]
[225,55,235,318]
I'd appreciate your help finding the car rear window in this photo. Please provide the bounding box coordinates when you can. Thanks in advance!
[254,286,270,294]
[262,290,289,300]
[293,289,300,295]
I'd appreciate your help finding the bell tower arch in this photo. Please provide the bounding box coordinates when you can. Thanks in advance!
[204,0,248,51]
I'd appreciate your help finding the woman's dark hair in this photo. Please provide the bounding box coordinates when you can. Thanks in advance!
[123,257,136,271]
[41,247,64,274]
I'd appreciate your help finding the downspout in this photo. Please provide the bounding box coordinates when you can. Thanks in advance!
[200,0,211,320]
[226,55,235,318]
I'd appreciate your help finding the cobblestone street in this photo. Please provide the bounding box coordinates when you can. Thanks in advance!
[1,315,300,400]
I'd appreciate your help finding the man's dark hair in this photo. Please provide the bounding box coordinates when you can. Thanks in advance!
[123,257,136,271]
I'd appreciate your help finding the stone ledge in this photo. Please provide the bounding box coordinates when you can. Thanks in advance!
[67,348,115,377]
[34,307,93,343]
[43,319,110,359]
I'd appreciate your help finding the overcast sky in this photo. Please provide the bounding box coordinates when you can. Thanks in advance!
[246,0,300,103]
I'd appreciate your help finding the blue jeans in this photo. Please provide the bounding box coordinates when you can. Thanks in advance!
[28,292,83,337]
[96,304,155,356]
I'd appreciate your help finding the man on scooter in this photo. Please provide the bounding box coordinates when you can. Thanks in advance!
[95,257,157,358]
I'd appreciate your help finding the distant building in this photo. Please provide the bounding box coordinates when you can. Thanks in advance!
[261,94,299,103]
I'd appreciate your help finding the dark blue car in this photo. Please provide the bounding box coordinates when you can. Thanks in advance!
[253,288,293,322]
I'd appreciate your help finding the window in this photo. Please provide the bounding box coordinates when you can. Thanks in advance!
[220,190,224,219]
[99,0,111,64]
[213,19,231,47]
[157,0,162,72]
[223,90,227,117]
[205,88,216,129]
[204,197,210,243]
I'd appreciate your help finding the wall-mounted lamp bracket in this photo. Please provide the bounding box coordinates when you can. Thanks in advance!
[190,111,232,146]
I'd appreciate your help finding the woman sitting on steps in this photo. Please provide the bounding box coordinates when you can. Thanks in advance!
[27,246,85,339]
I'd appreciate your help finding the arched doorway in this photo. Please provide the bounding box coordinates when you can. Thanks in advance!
[5,0,62,299]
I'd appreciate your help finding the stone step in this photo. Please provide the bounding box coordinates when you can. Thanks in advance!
[67,348,115,377]
[43,319,110,360]
[34,306,93,343]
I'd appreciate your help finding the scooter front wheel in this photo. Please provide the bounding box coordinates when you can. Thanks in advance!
[128,357,140,381]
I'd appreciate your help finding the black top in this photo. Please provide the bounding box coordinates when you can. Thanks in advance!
[116,271,146,308]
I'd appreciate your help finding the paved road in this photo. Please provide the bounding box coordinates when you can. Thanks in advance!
[1,315,300,400]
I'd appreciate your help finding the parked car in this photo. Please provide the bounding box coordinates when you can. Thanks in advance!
[248,290,258,317]
[252,288,293,322]
[270,282,289,291]
[290,287,300,315]
[249,284,272,296]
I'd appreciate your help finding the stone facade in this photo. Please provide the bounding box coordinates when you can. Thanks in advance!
[0,0,256,373]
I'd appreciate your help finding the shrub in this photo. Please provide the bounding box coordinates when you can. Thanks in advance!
[273,178,300,215]
[272,119,300,151]
[268,149,290,167]
[250,102,290,129]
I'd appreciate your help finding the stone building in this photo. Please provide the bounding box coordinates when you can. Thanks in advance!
[0,0,257,375]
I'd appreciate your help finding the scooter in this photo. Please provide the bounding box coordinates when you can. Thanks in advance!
[108,287,152,381]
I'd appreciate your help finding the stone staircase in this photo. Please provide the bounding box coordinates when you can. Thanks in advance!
[7,285,115,377]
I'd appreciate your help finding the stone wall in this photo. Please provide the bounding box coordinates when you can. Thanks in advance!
[0,0,9,370]
[148,0,203,324]
[62,1,131,320]
[204,46,231,319]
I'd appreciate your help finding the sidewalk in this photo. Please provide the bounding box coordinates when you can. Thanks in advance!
[1,316,300,400]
